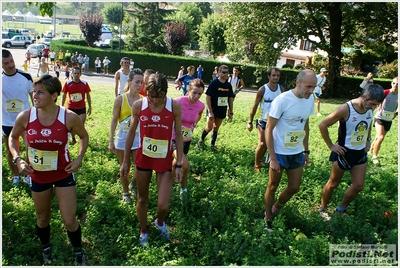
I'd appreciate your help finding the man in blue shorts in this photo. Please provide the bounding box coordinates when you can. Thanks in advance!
[263,69,316,231]
[318,84,385,220]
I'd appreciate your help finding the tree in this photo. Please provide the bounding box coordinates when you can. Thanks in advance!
[198,13,227,58]
[223,2,398,97]
[164,21,187,55]
[126,2,173,53]
[79,12,103,46]
[102,3,125,26]
[27,2,55,17]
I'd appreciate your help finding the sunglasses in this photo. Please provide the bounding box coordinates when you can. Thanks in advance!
[221,71,229,74]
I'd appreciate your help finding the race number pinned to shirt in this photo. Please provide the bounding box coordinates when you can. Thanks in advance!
[217,97,228,106]
[284,131,305,148]
[350,130,367,147]
[6,99,24,113]
[181,126,193,142]
[70,93,83,102]
[143,137,168,158]
[381,110,394,121]
[122,117,131,132]
[28,148,58,171]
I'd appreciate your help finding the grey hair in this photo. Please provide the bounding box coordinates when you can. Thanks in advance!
[363,84,385,103]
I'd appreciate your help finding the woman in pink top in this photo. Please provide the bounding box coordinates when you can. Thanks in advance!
[172,78,205,200]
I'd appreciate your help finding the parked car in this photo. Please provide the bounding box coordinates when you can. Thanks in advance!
[3,28,19,38]
[39,38,51,46]
[2,32,10,39]
[26,44,45,58]
[44,31,54,38]
[20,29,30,36]
[2,35,32,48]
[95,39,111,48]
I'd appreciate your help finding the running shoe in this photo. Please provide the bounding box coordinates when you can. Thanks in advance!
[12,176,22,186]
[195,140,204,149]
[129,182,138,199]
[180,188,188,201]
[372,156,380,165]
[319,207,331,221]
[75,250,87,266]
[334,207,347,216]
[23,175,31,184]
[122,193,132,204]
[210,144,217,152]
[139,232,148,247]
[317,113,322,116]
[264,219,273,232]
[265,153,271,164]
[42,246,53,265]
[154,219,170,240]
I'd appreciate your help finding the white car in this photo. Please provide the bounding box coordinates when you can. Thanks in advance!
[26,44,45,58]
[39,38,51,46]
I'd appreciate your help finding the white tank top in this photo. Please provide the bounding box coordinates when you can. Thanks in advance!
[117,70,130,95]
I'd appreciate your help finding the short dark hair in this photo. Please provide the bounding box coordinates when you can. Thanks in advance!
[2,49,12,58]
[363,84,385,103]
[33,75,62,101]
[267,67,281,76]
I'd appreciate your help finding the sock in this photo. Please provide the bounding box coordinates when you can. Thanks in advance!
[36,224,50,246]
[336,205,346,212]
[67,225,82,248]
[157,219,164,226]
[200,129,209,141]
[180,188,187,192]
[211,131,218,145]
[141,229,148,234]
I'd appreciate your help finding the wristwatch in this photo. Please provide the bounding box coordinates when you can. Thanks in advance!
[303,150,310,154]
[175,164,182,168]
[13,155,21,165]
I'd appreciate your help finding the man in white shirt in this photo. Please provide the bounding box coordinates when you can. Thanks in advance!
[313,68,327,116]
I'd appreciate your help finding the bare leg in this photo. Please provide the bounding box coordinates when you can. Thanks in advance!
[321,161,345,208]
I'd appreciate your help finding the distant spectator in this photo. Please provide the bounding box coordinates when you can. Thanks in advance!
[130,59,134,71]
[95,57,101,74]
[197,64,204,80]
[49,50,56,65]
[176,65,196,96]
[212,66,219,80]
[103,56,111,75]
[314,68,328,116]
[83,54,90,73]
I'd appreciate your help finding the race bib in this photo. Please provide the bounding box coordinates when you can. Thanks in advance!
[70,93,83,102]
[381,110,394,121]
[350,131,367,146]
[217,97,228,106]
[122,120,130,132]
[284,131,305,148]
[142,137,168,158]
[6,99,24,113]
[28,147,58,171]
[181,126,193,142]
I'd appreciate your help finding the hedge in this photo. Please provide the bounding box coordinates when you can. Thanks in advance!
[50,40,392,99]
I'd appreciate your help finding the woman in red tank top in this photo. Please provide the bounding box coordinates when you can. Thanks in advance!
[8,75,89,265]
[120,73,183,247]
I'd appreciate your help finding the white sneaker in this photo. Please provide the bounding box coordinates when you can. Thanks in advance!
[12,176,21,185]
[122,193,132,204]
[317,113,322,116]
[23,175,31,184]
[139,232,148,247]
[180,188,188,201]
[265,153,270,164]
[154,219,170,240]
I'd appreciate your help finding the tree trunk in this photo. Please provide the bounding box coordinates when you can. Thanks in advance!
[325,3,343,98]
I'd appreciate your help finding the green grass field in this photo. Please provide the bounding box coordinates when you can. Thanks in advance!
[2,82,398,265]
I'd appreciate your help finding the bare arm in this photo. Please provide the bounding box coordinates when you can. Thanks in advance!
[173,100,184,182]
[61,92,67,107]
[86,92,92,116]
[9,111,31,169]
[318,103,349,155]
[114,71,120,97]
[303,119,310,166]
[266,116,279,173]
[228,97,234,120]
[108,96,122,153]
[120,100,141,178]
[206,95,213,118]
[65,111,89,173]
[248,86,264,132]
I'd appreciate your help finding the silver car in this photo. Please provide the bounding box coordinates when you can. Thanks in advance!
[26,44,45,58]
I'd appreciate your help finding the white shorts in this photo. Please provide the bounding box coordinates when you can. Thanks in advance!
[114,130,140,151]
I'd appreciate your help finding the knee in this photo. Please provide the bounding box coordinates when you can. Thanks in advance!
[137,195,148,206]
[326,178,340,189]
[63,218,78,231]
[157,203,169,214]
[376,134,385,143]
[257,140,266,149]
[352,183,364,193]
[182,161,189,172]
[266,183,279,194]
